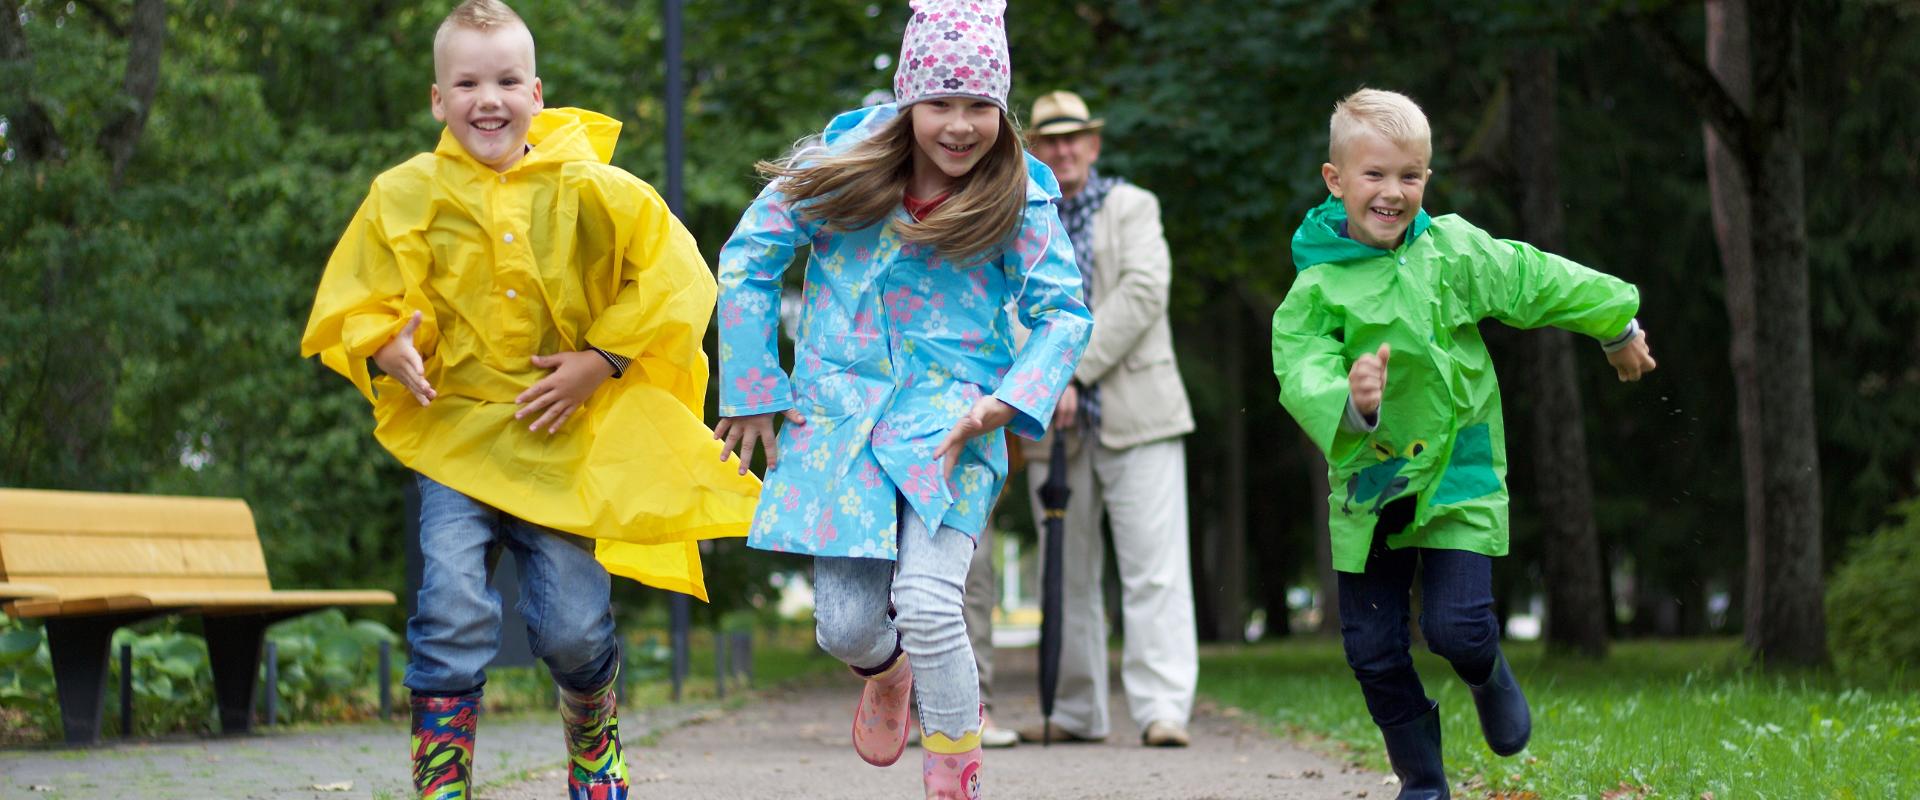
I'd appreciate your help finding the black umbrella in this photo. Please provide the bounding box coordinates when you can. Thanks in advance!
[1036,434,1071,746]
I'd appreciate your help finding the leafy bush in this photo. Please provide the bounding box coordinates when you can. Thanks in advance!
[1827,497,1920,675]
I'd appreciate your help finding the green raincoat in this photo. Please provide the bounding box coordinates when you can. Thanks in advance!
[1271,196,1639,573]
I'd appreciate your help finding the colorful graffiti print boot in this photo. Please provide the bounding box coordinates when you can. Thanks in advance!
[851,650,914,766]
[410,690,480,800]
[558,668,631,800]
[921,727,984,800]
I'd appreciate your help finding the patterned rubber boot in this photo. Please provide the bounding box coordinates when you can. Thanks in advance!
[558,668,630,800]
[921,727,984,800]
[851,652,914,767]
[410,690,480,800]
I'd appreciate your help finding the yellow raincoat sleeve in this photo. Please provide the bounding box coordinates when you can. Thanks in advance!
[300,175,439,401]
[582,178,715,413]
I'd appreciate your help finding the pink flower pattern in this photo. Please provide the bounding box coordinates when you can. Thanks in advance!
[714,103,1090,560]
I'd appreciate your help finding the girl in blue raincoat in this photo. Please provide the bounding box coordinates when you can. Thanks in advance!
[714,2,1090,795]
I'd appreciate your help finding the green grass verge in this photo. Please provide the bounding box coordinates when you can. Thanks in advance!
[1200,638,1920,799]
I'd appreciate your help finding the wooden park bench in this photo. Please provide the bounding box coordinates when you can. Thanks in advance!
[0,488,396,744]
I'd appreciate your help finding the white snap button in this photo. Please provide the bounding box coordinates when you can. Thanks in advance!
[503,233,515,244]
[505,289,517,299]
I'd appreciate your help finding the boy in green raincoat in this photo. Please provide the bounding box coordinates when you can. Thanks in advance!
[1270,89,1657,799]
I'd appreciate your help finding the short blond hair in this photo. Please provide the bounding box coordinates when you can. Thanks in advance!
[434,0,535,76]
[1328,88,1431,163]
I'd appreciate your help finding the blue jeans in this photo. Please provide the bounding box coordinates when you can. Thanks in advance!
[1338,499,1500,728]
[406,473,619,696]
[812,501,980,739]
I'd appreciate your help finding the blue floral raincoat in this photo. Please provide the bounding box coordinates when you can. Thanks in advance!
[716,104,1093,560]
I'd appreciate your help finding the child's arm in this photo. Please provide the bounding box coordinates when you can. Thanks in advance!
[986,203,1094,444]
[1271,283,1368,465]
[302,183,438,402]
[711,182,813,474]
[1455,221,1655,380]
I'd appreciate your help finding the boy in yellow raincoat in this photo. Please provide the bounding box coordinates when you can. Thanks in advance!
[299,2,757,797]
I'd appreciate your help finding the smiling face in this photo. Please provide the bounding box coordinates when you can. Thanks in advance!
[1029,129,1101,198]
[1322,130,1431,250]
[907,97,1003,197]
[431,24,542,172]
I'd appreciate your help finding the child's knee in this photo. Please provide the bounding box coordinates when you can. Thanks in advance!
[1341,624,1410,676]
[891,586,963,646]
[814,603,884,661]
[1420,613,1497,664]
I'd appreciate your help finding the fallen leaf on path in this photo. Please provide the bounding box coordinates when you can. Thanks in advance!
[29,788,54,794]
[1303,768,1324,779]
[1601,781,1654,799]
[310,782,352,792]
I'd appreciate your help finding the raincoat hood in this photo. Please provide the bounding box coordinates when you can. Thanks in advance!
[816,104,1062,205]
[1290,194,1434,271]
[433,106,623,171]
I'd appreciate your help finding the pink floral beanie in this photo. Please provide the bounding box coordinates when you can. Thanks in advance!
[893,0,1011,111]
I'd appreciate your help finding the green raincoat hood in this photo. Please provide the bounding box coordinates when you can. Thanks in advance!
[1290,195,1434,271]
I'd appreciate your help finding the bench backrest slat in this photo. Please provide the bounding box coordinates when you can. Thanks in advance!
[0,489,272,596]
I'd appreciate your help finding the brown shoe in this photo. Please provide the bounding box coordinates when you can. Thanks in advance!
[1015,720,1104,744]
[1141,720,1190,748]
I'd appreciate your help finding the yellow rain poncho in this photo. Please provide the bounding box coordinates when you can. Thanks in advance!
[301,107,759,599]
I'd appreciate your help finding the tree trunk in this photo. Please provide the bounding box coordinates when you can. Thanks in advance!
[1197,295,1249,642]
[97,0,167,187]
[1702,0,1773,657]
[1740,0,1825,666]
[1506,48,1609,659]
[1307,438,1338,635]
[0,0,66,161]
[1647,0,1827,666]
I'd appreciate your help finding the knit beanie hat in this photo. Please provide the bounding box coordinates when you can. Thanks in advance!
[892,0,1011,111]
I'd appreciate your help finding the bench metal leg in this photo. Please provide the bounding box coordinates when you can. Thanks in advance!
[45,613,156,746]
[204,614,272,735]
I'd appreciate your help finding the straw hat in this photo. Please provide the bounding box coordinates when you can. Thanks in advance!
[1029,91,1105,136]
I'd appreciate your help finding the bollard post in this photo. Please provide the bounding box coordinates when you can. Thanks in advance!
[378,639,393,721]
[731,631,753,687]
[119,644,133,738]
[714,630,728,699]
[669,594,690,702]
[262,641,279,727]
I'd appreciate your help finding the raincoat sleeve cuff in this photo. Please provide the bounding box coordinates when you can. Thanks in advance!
[1599,318,1641,353]
[1341,396,1380,433]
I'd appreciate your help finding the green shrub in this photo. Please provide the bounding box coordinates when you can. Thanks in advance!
[1827,497,1920,675]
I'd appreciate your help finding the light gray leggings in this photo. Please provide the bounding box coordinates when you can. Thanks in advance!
[812,502,981,739]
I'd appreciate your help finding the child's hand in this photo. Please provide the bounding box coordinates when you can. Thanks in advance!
[935,396,1018,480]
[373,311,436,406]
[1606,330,1658,381]
[1349,343,1391,418]
[715,409,808,475]
[514,351,614,434]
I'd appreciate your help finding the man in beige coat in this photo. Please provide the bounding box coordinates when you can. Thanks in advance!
[1002,90,1199,747]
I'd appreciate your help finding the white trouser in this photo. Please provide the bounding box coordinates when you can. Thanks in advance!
[1026,435,1197,737]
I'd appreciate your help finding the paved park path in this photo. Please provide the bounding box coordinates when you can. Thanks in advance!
[2,647,1385,799]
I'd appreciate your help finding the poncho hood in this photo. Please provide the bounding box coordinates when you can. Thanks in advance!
[433,106,622,170]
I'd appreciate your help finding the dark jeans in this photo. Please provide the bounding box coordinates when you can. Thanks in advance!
[1337,498,1500,728]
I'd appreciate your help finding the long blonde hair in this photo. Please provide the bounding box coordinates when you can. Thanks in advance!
[758,108,1029,264]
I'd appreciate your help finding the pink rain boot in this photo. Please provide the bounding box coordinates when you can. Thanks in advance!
[921,728,983,800]
[851,653,914,767]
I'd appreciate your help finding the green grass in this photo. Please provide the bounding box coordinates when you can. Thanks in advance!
[1200,638,1920,799]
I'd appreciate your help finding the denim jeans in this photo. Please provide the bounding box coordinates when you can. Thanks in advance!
[406,473,619,696]
[1338,499,1500,728]
[812,500,980,739]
